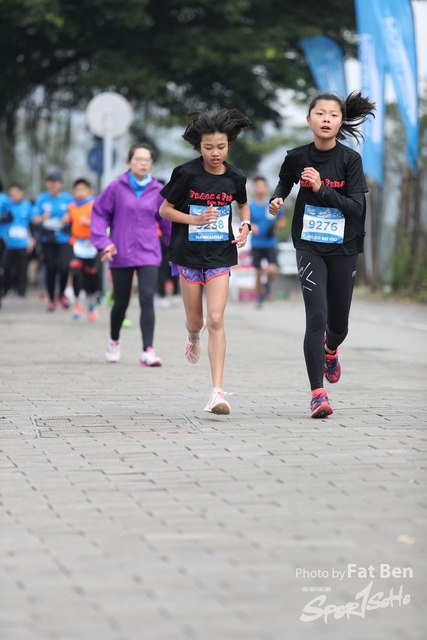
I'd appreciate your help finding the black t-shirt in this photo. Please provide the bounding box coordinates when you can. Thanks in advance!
[160,157,247,269]
[273,142,368,256]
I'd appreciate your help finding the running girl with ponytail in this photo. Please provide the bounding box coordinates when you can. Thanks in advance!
[269,91,375,419]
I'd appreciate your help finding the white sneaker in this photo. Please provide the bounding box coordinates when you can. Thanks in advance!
[106,339,120,363]
[139,346,162,367]
[204,388,233,415]
[64,286,75,304]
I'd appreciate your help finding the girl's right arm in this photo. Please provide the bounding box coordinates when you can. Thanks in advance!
[159,200,219,226]
[269,154,297,215]
[268,197,284,216]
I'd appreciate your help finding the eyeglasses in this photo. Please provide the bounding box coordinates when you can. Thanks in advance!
[132,157,152,163]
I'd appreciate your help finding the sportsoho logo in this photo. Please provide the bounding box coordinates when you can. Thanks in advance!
[297,564,413,623]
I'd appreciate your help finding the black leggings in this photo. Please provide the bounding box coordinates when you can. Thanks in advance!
[70,257,99,298]
[110,266,159,350]
[0,238,5,301]
[157,240,179,297]
[296,250,358,391]
[4,248,28,296]
[43,243,71,302]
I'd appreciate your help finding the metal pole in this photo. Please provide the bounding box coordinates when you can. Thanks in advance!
[101,112,114,294]
[102,112,113,189]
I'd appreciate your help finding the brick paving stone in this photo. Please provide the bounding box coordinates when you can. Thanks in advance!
[0,291,426,639]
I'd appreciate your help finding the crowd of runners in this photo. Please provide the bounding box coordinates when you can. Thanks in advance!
[1,90,375,419]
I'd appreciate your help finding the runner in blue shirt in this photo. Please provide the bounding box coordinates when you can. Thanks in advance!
[3,184,35,297]
[249,176,285,307]
[32,171,73,311]
[0,177,13,307]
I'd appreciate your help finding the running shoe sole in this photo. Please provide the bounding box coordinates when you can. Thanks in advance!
[311,401,333,419]
[208,400,231,415]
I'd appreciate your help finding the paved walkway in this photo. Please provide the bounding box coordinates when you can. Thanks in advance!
[1,287,426,640]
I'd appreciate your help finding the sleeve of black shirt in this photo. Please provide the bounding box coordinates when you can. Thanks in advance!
[316,186,365,220]
[271,153,298,201]
[160,169,185,206]
[235,174,248,204]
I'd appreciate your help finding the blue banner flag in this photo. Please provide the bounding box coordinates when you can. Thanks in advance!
[300,36,347,97]
[373,0,419,172]
[354,0,386,184]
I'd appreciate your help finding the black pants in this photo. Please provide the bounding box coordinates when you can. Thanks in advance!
[70,256,100,298]
[0,238,6,303]
[157,240,179,297]
[4,248,28,296]
[296,250,358,391]
[111,266,158,350]
[43,243,71,302]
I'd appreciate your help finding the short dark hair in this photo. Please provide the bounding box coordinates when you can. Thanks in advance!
[127,143,154,162]
[182,108,251,151]
[73,178,92,189]
[8,182,24,191]
[252,176,268,184]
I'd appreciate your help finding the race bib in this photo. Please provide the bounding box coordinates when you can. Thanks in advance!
[43,217,64,231]
[9,226,28,240]
[73,239,98,259]
[188,205,230,242]
[301,205,345,244]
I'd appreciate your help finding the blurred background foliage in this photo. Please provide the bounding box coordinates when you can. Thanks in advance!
[0,0,357,164]
[1,0,426,298]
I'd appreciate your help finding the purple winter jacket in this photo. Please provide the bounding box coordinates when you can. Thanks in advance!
[90,172,171,268]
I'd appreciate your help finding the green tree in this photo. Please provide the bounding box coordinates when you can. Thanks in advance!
[386,96,427,301]
[0,0,357,175]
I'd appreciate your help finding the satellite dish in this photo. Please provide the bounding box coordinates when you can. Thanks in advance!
[86,92,133,138]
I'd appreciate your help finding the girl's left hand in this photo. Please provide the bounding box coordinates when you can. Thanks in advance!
[301,167,322,192]
[232,226,250,249]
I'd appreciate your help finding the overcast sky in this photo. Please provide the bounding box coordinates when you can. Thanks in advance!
[347,0,427,99]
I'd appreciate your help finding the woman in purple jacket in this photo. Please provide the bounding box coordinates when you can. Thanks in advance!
[91,143,171,366]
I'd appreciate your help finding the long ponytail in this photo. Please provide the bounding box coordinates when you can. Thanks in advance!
[341,91,376,143]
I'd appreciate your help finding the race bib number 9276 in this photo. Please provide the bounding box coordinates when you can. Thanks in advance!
[301,205,345,244]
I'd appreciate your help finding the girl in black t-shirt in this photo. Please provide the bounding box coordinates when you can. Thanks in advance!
[270,91,375,419]
[160,109,251,415]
